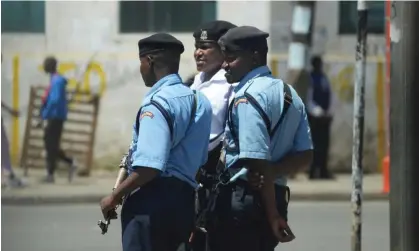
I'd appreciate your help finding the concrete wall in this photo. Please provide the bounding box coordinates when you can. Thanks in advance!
[272,56,387,172]
[1,1,387,172]
[270,1,386,55]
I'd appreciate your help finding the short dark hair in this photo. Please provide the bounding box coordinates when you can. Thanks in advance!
[311,55,322,66]
[43,56,58,72]
[152,50,181,73]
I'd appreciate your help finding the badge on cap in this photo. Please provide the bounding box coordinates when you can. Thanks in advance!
[200,30,208,40]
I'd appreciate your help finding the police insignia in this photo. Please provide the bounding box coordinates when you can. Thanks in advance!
[234,97,248,107]
[140,111,154,120]
[200,30,208,40]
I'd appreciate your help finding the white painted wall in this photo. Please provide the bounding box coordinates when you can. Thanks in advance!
[270,1,386,56]
[1,1,386,172]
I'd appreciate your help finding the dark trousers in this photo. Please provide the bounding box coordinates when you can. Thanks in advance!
[43,119,73,175]
[121,177,195,251]
[196,143,223,208]
[308,115,333,178]
[192,143,223,251]
[206,179,290,251]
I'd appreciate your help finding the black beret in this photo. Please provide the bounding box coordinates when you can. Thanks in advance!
[138,33,185,57]
[193,20,237,43]
[218,26,269,52]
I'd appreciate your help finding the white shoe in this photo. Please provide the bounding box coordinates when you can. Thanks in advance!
[68,159,78,183]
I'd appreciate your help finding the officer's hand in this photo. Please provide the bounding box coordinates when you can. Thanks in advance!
[269,215,295,243]
[100,194,118,219]
[107,209,118,220]
[247,171,264,190]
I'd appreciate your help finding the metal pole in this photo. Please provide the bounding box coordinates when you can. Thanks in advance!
[389,2,419,251]
[384,0,392,155]
[351,1,367,251]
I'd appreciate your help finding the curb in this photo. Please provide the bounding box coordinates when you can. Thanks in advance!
[290,192,388,202]
[2,195,106,206]
[1,192,389,206]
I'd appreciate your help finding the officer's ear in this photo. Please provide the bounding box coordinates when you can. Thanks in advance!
[252,51,259,65]
[147,55,154,67]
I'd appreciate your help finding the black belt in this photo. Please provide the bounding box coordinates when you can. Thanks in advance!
[197,142,223,184]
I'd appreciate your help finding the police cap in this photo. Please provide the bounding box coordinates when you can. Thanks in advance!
[218,26,269,53]
[138,33,185,57]
[193,20,237,43]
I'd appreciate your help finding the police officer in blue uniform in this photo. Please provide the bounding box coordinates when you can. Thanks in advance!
[99,33,213,251]
[207,26,314,251]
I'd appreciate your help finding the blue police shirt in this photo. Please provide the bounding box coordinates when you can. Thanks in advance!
[224,66,313,185]
[128,74,212,188]
[41,74,68,120]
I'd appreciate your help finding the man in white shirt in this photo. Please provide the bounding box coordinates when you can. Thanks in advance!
[190,20,237,171]
[189,20,237,251]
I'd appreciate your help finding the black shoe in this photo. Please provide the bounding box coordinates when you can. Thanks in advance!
[319,172,335,180]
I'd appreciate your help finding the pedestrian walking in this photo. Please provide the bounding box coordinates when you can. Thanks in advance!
[1,102,24,188]
[40,56,78,183]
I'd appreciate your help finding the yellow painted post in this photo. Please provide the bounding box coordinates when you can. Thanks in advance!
[375,59,385,172]
[270,57,279,78]
[11,55,20,165]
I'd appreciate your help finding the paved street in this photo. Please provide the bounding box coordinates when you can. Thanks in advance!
[2,170,387,204]
[2,202,389,251]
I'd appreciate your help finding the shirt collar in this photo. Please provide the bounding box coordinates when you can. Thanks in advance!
[205,69,226,82]
[196,69,227,85]
[234,65,271,92]
[50,73,58,80]
[146,73,183,98]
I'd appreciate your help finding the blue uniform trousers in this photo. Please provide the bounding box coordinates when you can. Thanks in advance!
[121,176,195,251]
[207,174,290,251]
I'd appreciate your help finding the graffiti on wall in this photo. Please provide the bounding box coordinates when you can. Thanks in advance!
[32,59,378,108]
[328,65,354,103]
[37,61,107,101]
[2,55,386,172]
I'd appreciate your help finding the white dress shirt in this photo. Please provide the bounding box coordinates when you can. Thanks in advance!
[190,69,234,151]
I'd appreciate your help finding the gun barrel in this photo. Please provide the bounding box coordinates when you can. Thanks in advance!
[113,168,128,189]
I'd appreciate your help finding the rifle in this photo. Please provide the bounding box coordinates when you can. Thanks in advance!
[97,153,129,235]
[189,167,248,249]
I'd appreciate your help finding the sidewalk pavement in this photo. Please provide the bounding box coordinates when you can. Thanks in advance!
[1,169,388,205]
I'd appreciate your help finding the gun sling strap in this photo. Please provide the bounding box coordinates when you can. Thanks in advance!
[227,82,294,147]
